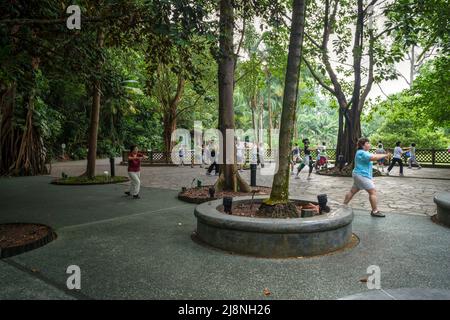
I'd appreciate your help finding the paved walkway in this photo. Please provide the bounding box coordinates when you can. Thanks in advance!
[0,176,449,299]
[49,159,450,216]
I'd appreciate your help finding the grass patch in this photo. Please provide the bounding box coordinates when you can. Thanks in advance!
[52,175,129,185]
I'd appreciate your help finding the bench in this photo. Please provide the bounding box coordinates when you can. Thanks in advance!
[434,192,450,227]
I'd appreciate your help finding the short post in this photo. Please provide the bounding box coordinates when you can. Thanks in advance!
[432,148,436,167]
[317,194,330,213]
[338,154,344,171]
[150,150,153,164]
[250,164,257,187]
[223,197,233,214]
[109,157,115,177]
[208,187,215,198]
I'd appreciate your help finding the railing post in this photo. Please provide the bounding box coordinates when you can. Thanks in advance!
[150,150,153,164]
[432,148,436,167]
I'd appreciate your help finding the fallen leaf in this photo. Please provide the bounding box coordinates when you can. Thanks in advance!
[263,288,271,296]
[359,277,368,283]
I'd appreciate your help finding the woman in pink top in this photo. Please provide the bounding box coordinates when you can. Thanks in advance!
[125,145,147,199]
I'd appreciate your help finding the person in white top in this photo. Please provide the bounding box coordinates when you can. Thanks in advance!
[387,141,404,176]
[258,142,265,168]
[178,145,185,167]
[375,143,386,172]
[407,143,422,169]
[236,140,244,172]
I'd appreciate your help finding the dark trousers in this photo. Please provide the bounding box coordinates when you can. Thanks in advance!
[388,158,403,174]
[207,161,219,174]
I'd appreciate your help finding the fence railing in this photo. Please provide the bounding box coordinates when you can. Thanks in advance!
[122,148,450,167]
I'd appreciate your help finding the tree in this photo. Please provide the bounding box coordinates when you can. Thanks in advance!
[258,0,307,217]
[86,28,105,178]
[215,0,250,192]
[300,0,404,170]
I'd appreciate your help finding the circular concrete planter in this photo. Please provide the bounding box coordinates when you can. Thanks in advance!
[434,192,450,227]
[194,196,354,258]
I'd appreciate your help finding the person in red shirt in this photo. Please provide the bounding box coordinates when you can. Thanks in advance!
[125,145,147,199]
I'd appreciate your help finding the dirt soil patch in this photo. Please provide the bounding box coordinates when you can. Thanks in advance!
[218,201,322,218]
[0,223,56,258]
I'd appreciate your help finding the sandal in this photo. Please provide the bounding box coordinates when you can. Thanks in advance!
[371,210,385,218]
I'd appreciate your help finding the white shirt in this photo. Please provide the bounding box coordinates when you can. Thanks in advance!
[393,146,402,159]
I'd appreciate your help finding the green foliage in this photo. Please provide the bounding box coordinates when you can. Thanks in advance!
[408,55,450,127]
[366,56,450,149]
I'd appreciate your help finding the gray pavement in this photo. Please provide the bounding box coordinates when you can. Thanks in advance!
[0,175,449,300]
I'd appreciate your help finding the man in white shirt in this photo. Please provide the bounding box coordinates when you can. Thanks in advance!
[387,141,404,176]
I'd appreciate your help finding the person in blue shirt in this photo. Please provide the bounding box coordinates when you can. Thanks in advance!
[343,137,389,217]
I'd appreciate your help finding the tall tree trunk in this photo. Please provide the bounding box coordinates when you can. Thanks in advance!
[260,0,307,210]
[86,28,104,179]
[267,76,273,149]
[409,45,415,87]
[11,57,47,176]
[0,83,20,175]
[216,0,250,192]
[345,0,364,164]
[163,108,177,153]
[251,97,257,140]
[259,96,263,145]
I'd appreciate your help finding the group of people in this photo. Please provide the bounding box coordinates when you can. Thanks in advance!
[125,138,423,215]
[345,139,423,218]
[375,140,422,175]
[176,140,267,176]
[291,140,328,180]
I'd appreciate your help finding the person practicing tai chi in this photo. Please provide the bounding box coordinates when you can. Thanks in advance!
[291,143,301,174]
[125,145,148,199]
[387,141,404,176]
[295,138,314,180]
[407,143,422,169]
[343,138,388,217]
[375,143,386,172]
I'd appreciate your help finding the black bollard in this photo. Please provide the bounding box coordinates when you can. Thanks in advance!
[317,194,329,213]
[338,154,344,171]
[109,157,115,177]
[208,187,215,198]
[250,164,257,187]
[223,197,233,214]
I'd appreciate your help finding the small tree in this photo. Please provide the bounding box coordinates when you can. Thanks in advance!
[258,0,307,217]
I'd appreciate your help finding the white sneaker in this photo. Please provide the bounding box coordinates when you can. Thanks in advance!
[386,172,390,176]
[307,176,312,180]
[400,173,404,176]
[295,176,300,179]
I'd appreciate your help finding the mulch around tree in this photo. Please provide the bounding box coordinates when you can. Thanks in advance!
[217,201,322,218]
[178,185,272,204]
[317,165,382,177]
[51,175,129,185]
[0,223,56,259]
